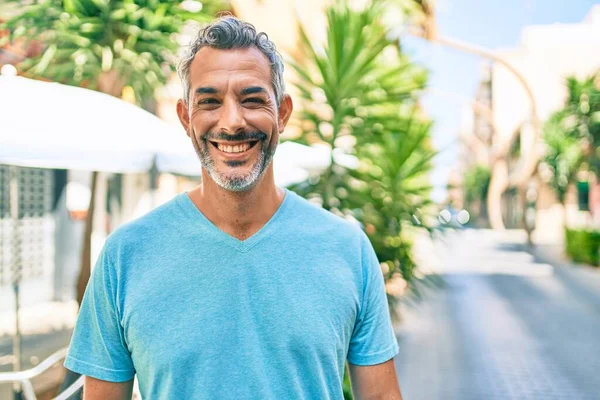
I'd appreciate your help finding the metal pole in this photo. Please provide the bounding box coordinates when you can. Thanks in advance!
[9,166,23,400]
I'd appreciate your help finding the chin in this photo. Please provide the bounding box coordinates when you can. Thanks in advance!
[210,170,262,192]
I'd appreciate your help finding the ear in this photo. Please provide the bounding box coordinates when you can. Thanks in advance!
[277,94,293,133]
[176,99,191,137]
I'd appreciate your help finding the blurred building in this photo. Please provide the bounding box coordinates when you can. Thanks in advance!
[458,5,600,241]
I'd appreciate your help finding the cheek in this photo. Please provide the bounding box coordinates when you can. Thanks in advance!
[244,110,279,133]
[190,110,217,131]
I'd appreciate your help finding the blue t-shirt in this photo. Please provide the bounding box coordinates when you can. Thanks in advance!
[65,189,398,399]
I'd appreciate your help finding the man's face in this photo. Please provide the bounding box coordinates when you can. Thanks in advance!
[177,46,291,192]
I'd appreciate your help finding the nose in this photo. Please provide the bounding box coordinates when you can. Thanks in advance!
[215,97,247,135]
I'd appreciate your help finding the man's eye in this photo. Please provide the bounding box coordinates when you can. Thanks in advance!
[199,98,219,105]
[243,97,264,104]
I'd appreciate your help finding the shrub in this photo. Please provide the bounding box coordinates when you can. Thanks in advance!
[565,228,600,266]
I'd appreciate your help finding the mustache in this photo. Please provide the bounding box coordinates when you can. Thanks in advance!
[201,131,267,142]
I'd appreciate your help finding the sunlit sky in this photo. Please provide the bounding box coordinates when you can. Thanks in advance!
[403,0,599,202]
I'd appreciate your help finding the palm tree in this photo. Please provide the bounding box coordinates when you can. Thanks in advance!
[563,73,600,174]
[288,0,433,287]
[0,0,228,100]
[541,111,583,227]
[348,111,435,292]
[537,73,599,229]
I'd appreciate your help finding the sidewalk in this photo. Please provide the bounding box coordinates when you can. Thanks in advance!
[0,301,77,399]
[395,229,600,399]
[527,242,600,308]
[0,301,77,338]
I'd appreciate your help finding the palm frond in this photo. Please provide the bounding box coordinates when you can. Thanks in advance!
[2,0,229,103]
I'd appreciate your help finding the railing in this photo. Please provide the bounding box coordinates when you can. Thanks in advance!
[0,347,83,400]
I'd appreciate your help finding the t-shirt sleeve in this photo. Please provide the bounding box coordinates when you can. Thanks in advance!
[347,232,399,366]
[64,244,135,382]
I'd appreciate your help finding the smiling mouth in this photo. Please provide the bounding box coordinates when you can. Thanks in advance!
[209,140,259,154]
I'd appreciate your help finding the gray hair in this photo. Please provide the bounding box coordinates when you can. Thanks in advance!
[177,16,286,106]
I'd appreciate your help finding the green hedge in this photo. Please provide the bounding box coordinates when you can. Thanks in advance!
[565,228,600,266]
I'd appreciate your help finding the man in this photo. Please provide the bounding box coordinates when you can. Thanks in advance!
[65,16,402,400]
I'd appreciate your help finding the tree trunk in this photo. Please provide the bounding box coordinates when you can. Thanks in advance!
[562,200,568,230]
[519,185,533,246]
[97,70,126,98]
[76,171,98,307]
[74,71,121,307]
[487,159,508,230]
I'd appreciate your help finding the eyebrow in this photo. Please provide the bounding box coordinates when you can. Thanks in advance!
[194,87,218,95]
[241,86,266,95]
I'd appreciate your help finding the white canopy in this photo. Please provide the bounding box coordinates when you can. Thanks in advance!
[0,75,180,173]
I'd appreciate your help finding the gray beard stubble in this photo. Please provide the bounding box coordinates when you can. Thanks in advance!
[191,130,277,192]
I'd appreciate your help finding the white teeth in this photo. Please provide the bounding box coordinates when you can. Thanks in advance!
[217,143,251,153]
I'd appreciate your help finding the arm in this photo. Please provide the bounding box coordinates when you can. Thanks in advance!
[347,234,401,398]
[348,359,403,400]
[64,246,136,392]
[83,376,134,400]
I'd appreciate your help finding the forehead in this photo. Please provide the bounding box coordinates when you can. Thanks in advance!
[189,46,272,91]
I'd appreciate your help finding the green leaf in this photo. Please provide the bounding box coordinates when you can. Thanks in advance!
[101,46,113,72]
[33,44,57,75]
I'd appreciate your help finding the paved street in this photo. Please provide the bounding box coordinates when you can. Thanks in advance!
[395,229,600,400]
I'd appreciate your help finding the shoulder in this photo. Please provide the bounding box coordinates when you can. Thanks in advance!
[286,190,369,246]
[103,194,186,256]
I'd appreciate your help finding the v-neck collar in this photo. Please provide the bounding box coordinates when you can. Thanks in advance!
[177,189,294,252]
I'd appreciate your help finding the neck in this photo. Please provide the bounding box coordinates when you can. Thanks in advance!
[187,165,285,240]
